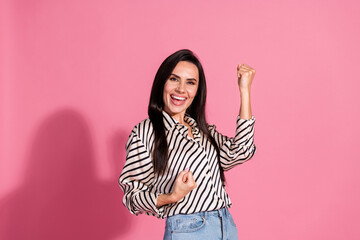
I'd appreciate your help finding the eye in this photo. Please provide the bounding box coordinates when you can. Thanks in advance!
[187,81,196,85]
[170,77,178,81]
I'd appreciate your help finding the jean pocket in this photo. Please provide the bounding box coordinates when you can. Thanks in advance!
[172,215,206,233]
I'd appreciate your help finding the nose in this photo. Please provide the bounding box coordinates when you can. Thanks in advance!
[176,81,185,93]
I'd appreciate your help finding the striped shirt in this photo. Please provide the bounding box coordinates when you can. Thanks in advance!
[118,110,256,219]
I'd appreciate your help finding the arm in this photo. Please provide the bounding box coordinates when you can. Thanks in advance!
[209,115,256,171]
[156,168,196,208]
[208,63,257,171]
[239,89,252,120]
[118,127,166,218]
[119,125,197,216]
[238,63,255,120]
[156,193,176,208]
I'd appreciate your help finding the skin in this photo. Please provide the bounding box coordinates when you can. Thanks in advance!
[237,63,255,120]
[156,61,255,208]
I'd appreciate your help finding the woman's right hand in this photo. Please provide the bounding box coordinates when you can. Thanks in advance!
[171,168,197,202]
[156,168,197,208]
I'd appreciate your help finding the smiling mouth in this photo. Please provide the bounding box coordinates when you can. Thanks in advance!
[171,94,187,101]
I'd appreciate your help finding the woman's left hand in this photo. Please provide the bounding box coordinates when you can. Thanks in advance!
[237,63,256,90]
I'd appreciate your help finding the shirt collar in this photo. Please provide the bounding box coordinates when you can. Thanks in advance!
[162,110,198,131]
[184,114,198,129]
[162,110,178,131]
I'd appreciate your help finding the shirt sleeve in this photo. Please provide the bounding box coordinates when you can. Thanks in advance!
[118,127,166,218]
[208,115,257,171]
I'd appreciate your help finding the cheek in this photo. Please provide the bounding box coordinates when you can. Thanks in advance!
[189,86,199,98]
[163,82,171,98]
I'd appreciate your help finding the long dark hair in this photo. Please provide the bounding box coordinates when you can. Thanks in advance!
[148,49,226,186]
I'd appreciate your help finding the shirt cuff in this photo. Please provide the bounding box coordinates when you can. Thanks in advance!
[235,115,255,143]
[153,192,166,216]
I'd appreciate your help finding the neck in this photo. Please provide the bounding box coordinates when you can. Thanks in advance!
[171,113,185,124]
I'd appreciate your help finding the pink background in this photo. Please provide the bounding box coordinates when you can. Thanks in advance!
[1,0,359,239]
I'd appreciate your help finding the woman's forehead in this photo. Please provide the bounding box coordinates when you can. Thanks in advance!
[171,61,199,79]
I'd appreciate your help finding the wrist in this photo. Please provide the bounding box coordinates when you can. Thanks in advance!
[239,87,251,93]
[169,192,180,203]
[157,193,176,208]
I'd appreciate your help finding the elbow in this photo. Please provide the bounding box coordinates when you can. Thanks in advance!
[245,144,256,161]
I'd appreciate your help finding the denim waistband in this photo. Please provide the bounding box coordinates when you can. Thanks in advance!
[167,206,230,219]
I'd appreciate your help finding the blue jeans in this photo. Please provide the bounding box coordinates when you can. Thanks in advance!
[163,206,239,240]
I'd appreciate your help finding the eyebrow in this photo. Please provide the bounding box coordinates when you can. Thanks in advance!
[170,73,198,81]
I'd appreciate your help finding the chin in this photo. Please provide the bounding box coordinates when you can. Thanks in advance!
[167,107,186,115]
[164,103,188,116]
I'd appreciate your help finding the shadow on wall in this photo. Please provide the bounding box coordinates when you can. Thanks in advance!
[0,108,131,239]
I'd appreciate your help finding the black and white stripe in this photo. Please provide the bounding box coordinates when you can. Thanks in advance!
[119,111,256,219]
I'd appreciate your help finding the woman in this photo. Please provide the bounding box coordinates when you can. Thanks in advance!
[119,49,257,239]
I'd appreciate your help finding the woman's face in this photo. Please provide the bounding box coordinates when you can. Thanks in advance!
[163,61,199,121]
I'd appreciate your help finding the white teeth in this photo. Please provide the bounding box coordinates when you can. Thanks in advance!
[171,95,186,101]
